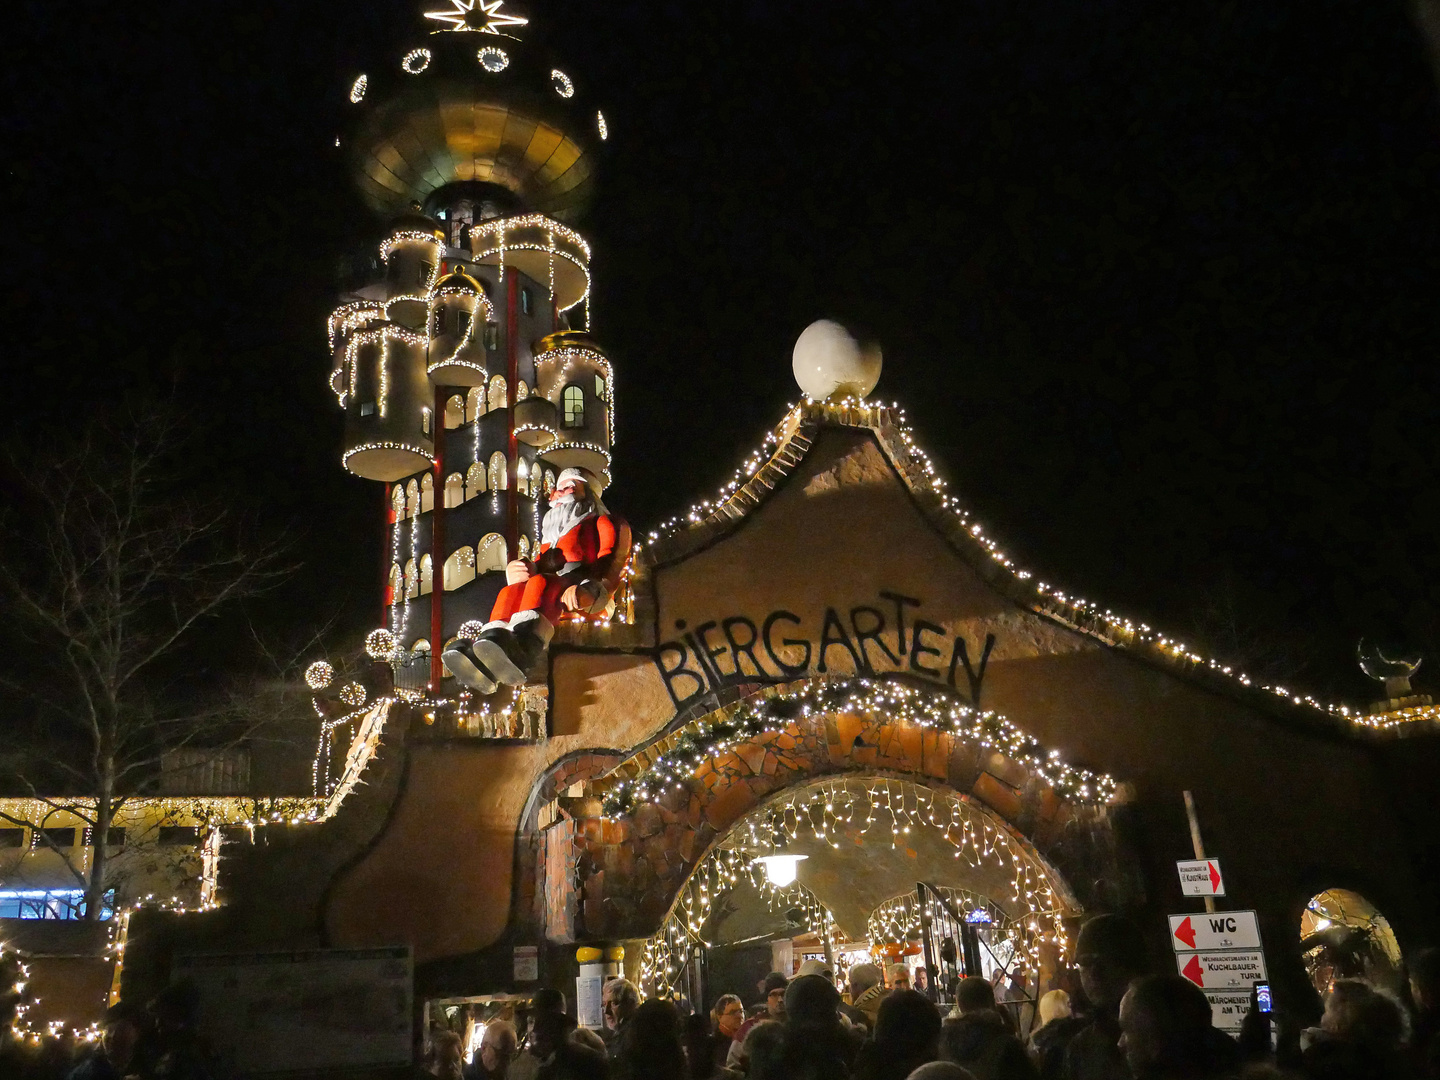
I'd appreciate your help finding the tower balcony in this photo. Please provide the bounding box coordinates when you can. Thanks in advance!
[470,214,590,313]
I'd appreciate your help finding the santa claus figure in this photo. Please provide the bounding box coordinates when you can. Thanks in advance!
[442,467,627,694]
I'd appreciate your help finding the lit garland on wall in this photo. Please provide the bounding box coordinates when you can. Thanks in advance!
[597,111,608,141]
[601,679,1117,816]
[349,75,368,103]
[402,48,432,74]
[551,69,575,98]
[478,46,508,71]
[646,400,1429,733]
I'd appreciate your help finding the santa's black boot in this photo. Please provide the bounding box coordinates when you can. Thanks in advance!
[471,617,551,685]
[440,641,499,695]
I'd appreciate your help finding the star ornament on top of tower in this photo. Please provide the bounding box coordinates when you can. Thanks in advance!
[424,0,529,36]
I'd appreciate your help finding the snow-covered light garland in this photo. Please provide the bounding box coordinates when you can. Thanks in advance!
[647,400,1431,732]
[601,679,1115,816]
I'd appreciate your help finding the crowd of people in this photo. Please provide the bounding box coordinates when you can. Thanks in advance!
[5,914,1437,1079]
[433,917,1440,1080]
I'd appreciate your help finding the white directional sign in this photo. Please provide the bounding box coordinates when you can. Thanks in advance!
[1176,858,1225,896]
[1169,910,1261,952]
[1201,990,1253,1035]
[1176,949,1267,991]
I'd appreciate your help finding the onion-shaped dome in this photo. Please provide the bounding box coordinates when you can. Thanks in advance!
[347,34,602,223]
[434,269,484,293]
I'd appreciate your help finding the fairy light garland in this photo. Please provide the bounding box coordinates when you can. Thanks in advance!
[647,400,1429,733]
[533,345,615,444]
[402,48,432,74]
[601,679,1116,816]
[349,75,367,103]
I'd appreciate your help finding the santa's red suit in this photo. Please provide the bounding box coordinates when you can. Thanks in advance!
[443,467,628,694]
[488,511,621,627]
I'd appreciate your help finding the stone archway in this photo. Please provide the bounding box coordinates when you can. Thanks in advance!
[542,677,1130,942]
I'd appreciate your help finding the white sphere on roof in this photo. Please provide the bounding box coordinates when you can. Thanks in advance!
[791,319,882,401]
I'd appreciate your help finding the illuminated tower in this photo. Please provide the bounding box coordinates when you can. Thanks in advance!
[329,0,614,697]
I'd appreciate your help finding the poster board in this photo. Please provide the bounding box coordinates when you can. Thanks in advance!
[173,946,412,1074]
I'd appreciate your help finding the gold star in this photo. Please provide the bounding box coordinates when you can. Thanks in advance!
[424,0,529,36]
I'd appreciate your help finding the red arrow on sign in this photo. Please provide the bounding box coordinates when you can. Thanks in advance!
[1209,861,1222,892]
[1173,916,1196,949]
[1181,954,1205,987]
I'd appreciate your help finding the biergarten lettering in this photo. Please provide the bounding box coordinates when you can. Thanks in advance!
[655,591,997,709]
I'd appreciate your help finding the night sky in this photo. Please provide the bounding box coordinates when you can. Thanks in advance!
[5,0,1440,702]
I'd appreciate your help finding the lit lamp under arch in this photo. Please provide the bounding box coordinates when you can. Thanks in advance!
[754,853,808,888]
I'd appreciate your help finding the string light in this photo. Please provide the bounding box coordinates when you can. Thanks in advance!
[478,46,508,72]
[551,69,575,98]
[366,628,398,659]
[349,75,368,103]
[305,662,334,690]
[424,0,529,36]
[597,111,608,140]
[469,214,591,313]
[402,48,432,74]
[646,400,1429,733]
[339,682,368,707]
[342,441,434,474]
[601,678,1116,816]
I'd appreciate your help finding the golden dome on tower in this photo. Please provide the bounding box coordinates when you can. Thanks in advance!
[343,0,604,222]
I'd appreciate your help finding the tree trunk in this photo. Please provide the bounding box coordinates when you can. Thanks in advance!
[85,765,113,921]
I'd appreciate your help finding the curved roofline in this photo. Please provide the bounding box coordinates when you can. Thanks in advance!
[643,400,1434,740]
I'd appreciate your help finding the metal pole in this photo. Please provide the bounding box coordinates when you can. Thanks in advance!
[1182,790,1216,914]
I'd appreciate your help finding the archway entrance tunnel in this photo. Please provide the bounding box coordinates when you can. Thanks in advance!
[636,775,1082,1023]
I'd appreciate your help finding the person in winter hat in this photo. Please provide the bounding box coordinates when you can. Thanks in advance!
[443,466,628,693]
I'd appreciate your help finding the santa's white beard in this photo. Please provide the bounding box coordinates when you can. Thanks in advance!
[541,493,595,546]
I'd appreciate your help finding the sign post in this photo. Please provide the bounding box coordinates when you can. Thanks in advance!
[1168,908,1266,1034]
[1175,859,1225,898]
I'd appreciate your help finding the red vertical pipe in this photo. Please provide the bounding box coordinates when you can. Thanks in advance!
[382,483,394,627]
[505,272,520,554]
[430,387,446,688]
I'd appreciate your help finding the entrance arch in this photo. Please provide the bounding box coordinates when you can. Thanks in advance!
[633,773,1081,1000]
[545,678,1124,944]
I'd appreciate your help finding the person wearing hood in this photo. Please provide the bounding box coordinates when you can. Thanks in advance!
[941,978,1038,1080]
[849,964,890,1031]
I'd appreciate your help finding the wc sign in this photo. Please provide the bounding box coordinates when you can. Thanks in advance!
[1169,909,1267,1033]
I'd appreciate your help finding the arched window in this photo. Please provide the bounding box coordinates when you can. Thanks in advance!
[404,558,419,599]
[444,395,466,429]
[444,472,465,509]
[387,563,402,605]
[488,374,507,412]
[544,469,556,496]
[488,451,507,493]
[466,386,483,423]
[391,484,406,521]
[1300,889,1403,997]
[443,547,476,591]
[562,384,585,428]
[595,374,606,399]
[516,459,531,497]
[419,553,433,595]
[465,462,485,499]
[477,533,507,574]
[516,380,530,401]
[420,473,435,513]
[411,638,431,653]
[406,480,420,519]
[516,534,531,559]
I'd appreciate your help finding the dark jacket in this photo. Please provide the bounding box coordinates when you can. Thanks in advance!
[943,1012,1040,1080]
